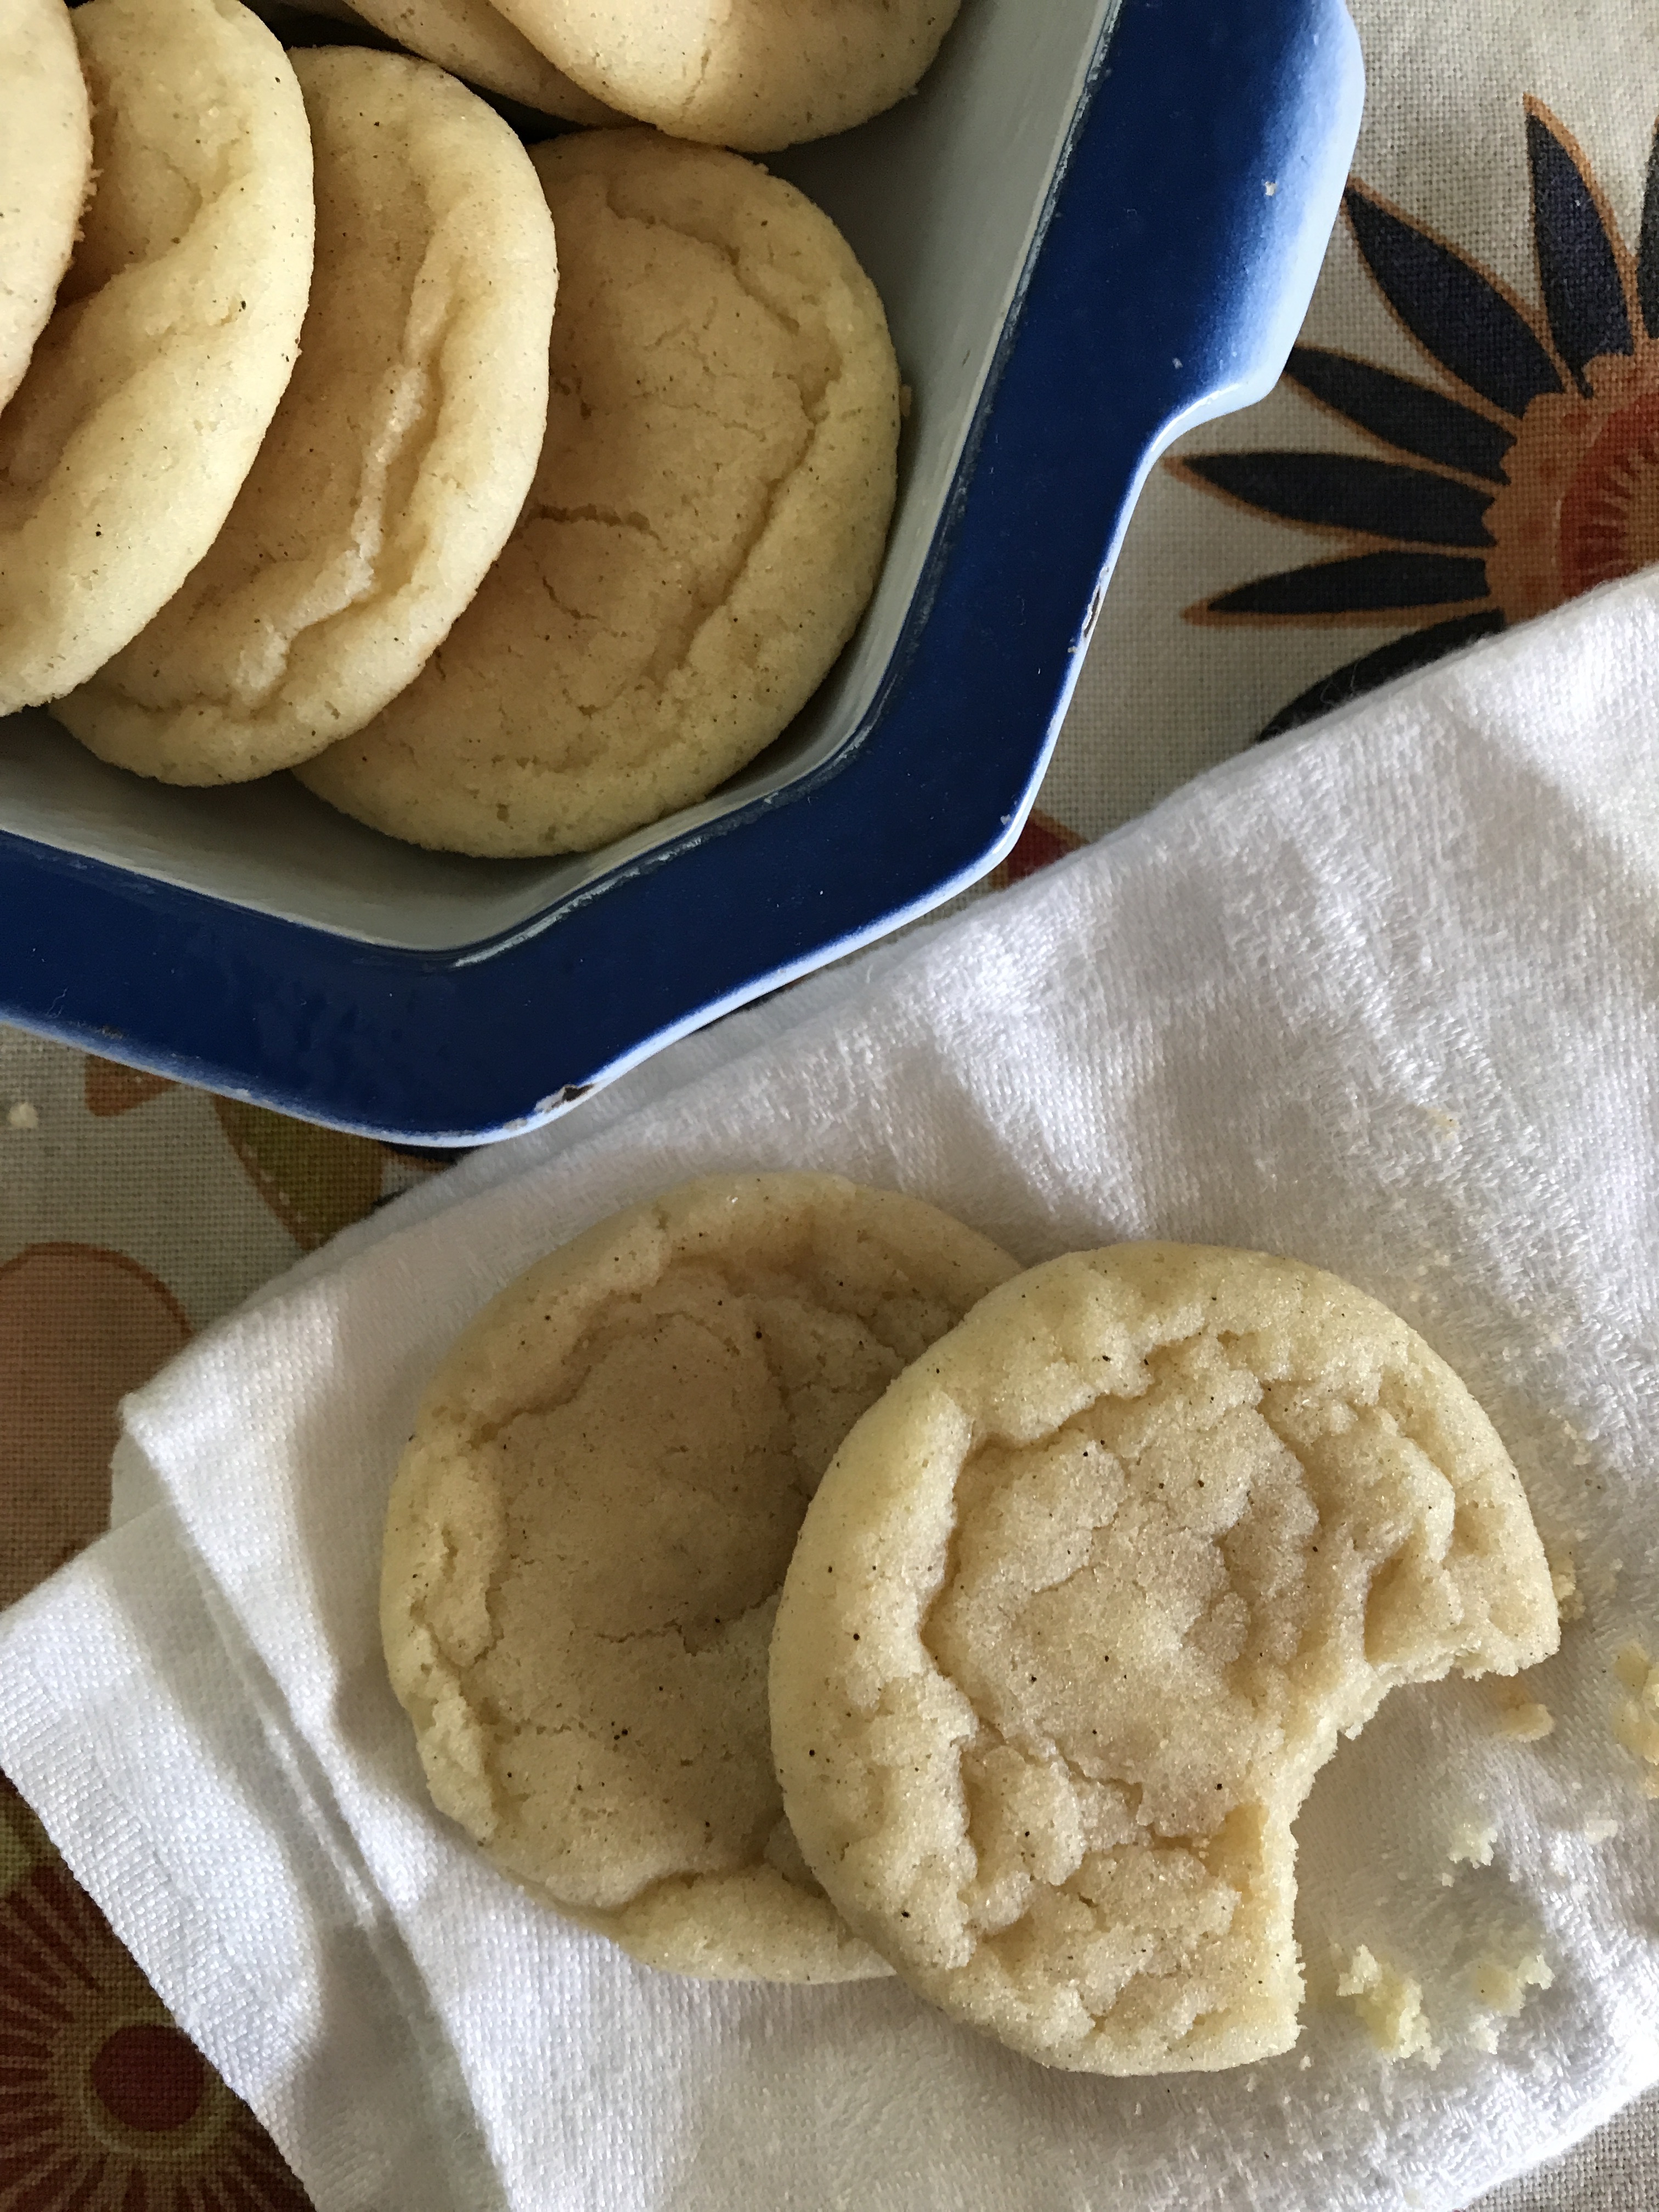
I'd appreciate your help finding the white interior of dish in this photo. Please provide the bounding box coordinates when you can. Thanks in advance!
[0,0,1116,952]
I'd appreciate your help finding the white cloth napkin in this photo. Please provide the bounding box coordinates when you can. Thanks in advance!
[5,566,1659,2212]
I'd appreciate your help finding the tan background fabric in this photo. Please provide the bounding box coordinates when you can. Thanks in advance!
[0,1024,438,2202]
[1481,2111,1659,2211]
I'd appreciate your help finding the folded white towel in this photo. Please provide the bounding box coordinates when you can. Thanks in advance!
[4,568,1658,2212]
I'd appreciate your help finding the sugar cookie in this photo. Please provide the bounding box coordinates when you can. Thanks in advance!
[299,127,900,856]
[0,0,312,716]
[344,0,617,123]
[489,0,962,151]
[0,0,91,415]
[381,1173,1019,1981]
[771,1244,1560,2070]
[58,49,558,785]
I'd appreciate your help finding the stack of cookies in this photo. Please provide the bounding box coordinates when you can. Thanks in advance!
[380,1172,1562,2075]
[1,0,952,854]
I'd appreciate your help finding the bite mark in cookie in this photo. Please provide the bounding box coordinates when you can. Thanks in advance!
[770,1243,1560,2070]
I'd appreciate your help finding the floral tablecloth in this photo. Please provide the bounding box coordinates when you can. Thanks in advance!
[4,0,1658,2199]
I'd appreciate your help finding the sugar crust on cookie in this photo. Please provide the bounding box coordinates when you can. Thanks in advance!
[58,48,558,784]
[0,0,313,716]
[489,0,963,151]
[343,0,617,122]
[381,1172,1018,1983]
[770,1243,1560,2072]
[299,126,900,857]
[0,0,92,415]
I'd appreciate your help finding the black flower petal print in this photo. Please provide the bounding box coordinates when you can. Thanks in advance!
[1345,187,1563,417]
[1206,550,1491,619]
[1639,116,1659,338]
[1526,100,1633,390]
[1284,346,1515,482]
[1179,452,1494,545]
[1257,612,1508,739]
[1174,97,1659,736]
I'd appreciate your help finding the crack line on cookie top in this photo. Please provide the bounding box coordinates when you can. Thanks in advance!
[530,502,660,539]
[594,176,827,369]
[911,1334,1327,1936]
[518,430,823,733]
[583,1581,783,1657]
[103,295,455,728]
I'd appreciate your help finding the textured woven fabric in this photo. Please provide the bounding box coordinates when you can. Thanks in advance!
[6,565,1659,2208]
[0,1027,440,2203]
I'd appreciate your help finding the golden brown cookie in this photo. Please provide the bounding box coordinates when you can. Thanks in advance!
[343,0,617,123]
[57,48,558,785]
[381,1173,1019,1981]
[0,0,313,716]
[771,1244,1560,2070]
[298,127,900,856]
[489,0,962,150]
[0,0,91,415]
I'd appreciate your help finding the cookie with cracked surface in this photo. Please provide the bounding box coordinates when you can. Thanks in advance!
[0,0,91,416]
[487,0,962,151]
[770,1243,1560,2070]
[0,0,313,716]
[298,126,900,856]
[381,1172,1019,1982]
[342,0,618,123]
[57,49,557,785]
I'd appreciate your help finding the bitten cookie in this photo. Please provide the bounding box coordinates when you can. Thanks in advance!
[488,0,962,150]
[58,49,558,785]
[770,1244,1560,2071]
[299,127,900,856]
[381,1173,1019,1982]
[343,0,617,123]
[0,0,313,716]
[0,0,91,415]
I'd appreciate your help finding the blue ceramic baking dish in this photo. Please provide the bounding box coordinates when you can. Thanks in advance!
[0,0,1362,1142]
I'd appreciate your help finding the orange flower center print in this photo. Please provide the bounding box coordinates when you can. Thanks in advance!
[1176,99,1659,736]
[1488,349,1659,614]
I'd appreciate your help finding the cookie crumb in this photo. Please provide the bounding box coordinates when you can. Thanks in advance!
[1545,1537,1584,1623]
[1496,1696,1554,1742]
[1612,1643,1659,1797]
[1440,1814,1497,1883]
[1334,1945,1441,2066]
[1470,1949,1553,2042]
[5,1101,38,1130]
